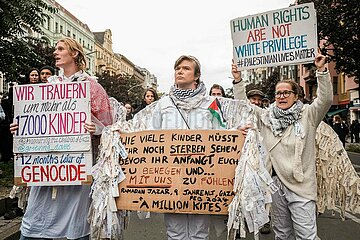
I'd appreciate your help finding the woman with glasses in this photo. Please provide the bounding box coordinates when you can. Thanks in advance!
[233,52,333,240]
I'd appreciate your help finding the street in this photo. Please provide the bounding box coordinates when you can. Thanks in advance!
[3,151,360,240]
[122,151,360,240]
[123,210,360,240]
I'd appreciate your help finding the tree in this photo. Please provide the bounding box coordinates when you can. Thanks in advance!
[298,0,360,81]
[262,69,280,101]
[0,0,56,82]
[248,69,281,102]
[97,72,145,107]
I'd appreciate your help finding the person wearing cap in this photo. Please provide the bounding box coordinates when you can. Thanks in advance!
[247,89,265,107]
[40,65,55,83]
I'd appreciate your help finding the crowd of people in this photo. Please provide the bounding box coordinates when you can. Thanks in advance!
[0,36,358,240]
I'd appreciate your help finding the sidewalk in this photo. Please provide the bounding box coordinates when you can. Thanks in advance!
[0,187,21,240]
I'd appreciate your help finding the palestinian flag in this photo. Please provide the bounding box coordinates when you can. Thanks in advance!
[208,98,226,128]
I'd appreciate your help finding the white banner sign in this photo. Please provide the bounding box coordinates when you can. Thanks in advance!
[231,3,317,70]
[13,82,91,153]
[13,81,93,186]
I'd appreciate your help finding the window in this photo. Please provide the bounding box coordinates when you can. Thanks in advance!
[60,25,63,33]
[73,34,76,39]
[67,30,70,37]
[55,22,58,33]
[47,17,51,30]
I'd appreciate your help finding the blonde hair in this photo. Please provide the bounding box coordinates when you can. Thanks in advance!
[174,55,201,85]
[57,37,87,71]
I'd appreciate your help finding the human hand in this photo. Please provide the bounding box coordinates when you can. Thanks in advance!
[232,59,242,83]
[10,122,18,135]
[84,122,96,134]
[238,124,253,137]
[315,49,327,72]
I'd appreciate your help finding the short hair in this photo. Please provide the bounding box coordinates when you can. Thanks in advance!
[174,55,201,85]
[276,80,299,95]
[209,84,225,97]
[40,65,55,75]
[57,37,87,71]
[334,115,342,121]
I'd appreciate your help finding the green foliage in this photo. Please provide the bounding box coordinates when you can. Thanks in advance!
[246,69,280,101]
[0,0,57,82]
[97,72,145,107]
[298,0,360,80]
[0,161,14,187]
[346,144,360,153]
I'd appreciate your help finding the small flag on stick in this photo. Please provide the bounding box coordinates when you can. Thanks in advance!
[208,99,226,128]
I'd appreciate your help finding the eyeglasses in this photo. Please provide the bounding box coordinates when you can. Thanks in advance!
[275,90,294,98]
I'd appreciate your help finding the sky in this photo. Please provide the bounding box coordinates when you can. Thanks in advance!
[56,0,294,93]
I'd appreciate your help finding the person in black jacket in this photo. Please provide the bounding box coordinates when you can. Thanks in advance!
[332,114,349,147]
[133,87,159,115]
[0,85,13,163]
[350,119,360,143]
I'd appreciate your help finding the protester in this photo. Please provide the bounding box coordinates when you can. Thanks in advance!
[262,97,270,108]
[27,68,40,84]
[332,114,349,147]
[2,85,25,220]
[350,119,360,143]
[125,103,134,120]
[0,86,13,164]
[133,87,159,115]
[98,55,265,239]
[39,65,55,83]
[11,37,113,240]
[209,83,225,97]
[246,89,265,107]
[233,52,333,239]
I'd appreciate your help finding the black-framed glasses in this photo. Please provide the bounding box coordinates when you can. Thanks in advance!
[275,90,294,98]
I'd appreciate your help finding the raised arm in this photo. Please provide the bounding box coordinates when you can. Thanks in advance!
[232,61,247,100]
[307,53,333,126]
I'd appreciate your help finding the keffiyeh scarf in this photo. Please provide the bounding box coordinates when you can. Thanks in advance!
[169,82,207,110]
[268,100,304,137]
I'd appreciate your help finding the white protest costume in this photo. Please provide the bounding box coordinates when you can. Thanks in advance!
[315,121,360,216]
[90,82,273,239]
[234,71,333,239]
[20,71,113,239]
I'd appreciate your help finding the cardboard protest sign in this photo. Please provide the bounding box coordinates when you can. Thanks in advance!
[13,82,93,186]
[116,129,244,215]
[231,2,317,70]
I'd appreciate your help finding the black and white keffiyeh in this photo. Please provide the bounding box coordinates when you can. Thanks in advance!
[268,100,304,137]
[169,82,207,110]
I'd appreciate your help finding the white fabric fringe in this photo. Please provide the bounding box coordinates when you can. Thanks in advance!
[316,121,360,218]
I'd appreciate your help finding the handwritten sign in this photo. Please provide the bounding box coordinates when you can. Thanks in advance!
[231,2,317,70]
[116,129,244,215]
[13,82,93,186]
[14,152,92,186]
[13,82,91,152]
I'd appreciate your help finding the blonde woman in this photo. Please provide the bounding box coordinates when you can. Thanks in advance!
[13,37,113,240]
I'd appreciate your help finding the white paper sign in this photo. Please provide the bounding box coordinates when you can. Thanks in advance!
[13,81,93,186]
[231,3,317,70]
